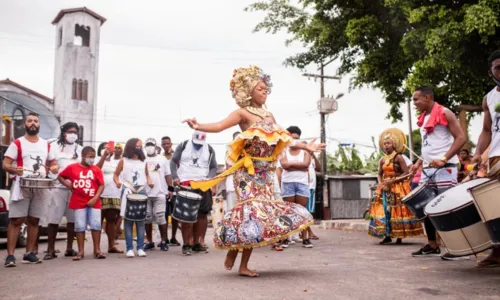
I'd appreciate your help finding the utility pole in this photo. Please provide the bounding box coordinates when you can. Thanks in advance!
[302,61,341,175]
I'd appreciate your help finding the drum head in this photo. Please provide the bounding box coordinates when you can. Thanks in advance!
[402,183,428,201]
[127,194,147,201]
[425,178,489,215]
[178,190,202,200]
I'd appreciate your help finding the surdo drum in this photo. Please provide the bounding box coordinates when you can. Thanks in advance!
[19,177,56,189]
[172,189,202,223]
[425,179,493,257]
[124,194,148,221]
[468,178,500,246]
[402,182,438,220]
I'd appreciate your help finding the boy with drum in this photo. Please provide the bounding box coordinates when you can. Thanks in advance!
[58,146,105,260]
[409,86,466,261]
[3,112,59,267]
[471,50,500,268]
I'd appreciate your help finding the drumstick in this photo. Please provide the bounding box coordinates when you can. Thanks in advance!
[404,144,429,165]
[23,169,39,174]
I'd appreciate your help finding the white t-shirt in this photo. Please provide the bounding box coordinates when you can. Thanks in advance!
[51,142,83,187]
[281,150,309,184]
[100,157,121,199]
[5,136,55,200]
[145,155,171,197]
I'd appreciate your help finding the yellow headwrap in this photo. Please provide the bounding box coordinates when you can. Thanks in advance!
[379,128,406,167]
[229,66,272,108]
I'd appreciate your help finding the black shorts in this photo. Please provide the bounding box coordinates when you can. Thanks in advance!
[170,187,213,215]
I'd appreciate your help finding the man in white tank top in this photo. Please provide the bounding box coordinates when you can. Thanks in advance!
[409,86,466,260]
[471,50,500,268]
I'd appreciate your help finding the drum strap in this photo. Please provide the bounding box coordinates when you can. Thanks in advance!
[123,181,145,194]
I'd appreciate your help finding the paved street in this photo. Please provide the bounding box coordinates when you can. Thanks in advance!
[1,226,499,300]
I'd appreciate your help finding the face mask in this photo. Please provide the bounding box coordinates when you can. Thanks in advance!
[192,142,203,150]
[25,125,40,136]
[146,146,156,155]
[136,148,144,156]
[84,157,95,166]
[66,133,78,144]
[492,75,500,87]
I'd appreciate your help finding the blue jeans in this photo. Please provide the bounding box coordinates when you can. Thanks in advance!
[307,189,315,213]
[125,219,145,252]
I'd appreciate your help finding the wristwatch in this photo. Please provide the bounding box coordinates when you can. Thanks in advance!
[440,156,448,163]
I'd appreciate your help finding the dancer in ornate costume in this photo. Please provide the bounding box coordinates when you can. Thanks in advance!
[368,128,423,244]
[182,66,324,277]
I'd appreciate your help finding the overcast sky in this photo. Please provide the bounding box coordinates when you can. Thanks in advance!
[0,0,484,161]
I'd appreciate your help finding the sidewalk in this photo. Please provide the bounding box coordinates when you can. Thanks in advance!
[320,219,369,232]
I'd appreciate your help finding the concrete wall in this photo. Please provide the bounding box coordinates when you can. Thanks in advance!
[53,12,101,145]
[327,175,377,219]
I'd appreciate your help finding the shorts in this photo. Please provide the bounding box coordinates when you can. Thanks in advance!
[8,188,50,219]
[145,196,167,225]
[47,188,75,224]
[226,191,236,210]
[101,198,121,210]
[281,182,310,198]
[74,207,101,232]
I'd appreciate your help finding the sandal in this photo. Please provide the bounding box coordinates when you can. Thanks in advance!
[310,234,319,240]
[108,247,124,254]
[72,255,83,261]
[94,253,107,259]
[272,244,284,251]
[43,252,57,260]
[476,258,500,268]
[65,249,78,257]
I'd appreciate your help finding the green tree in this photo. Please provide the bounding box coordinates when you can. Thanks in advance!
[246,0,500,121]
[324,145,382,175]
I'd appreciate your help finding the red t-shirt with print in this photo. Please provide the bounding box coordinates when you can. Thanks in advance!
[59,163,105,209]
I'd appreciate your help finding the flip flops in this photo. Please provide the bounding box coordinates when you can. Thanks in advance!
[94,253,107,259]
[65,249,78,257]
[43,252,57,260]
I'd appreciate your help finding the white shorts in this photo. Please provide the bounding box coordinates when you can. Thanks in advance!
[46,188,75,224]
[8,188,50,219]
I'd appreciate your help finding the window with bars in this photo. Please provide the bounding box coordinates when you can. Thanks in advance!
[72,79,89,100]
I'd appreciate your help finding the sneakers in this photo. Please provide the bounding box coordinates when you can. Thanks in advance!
[170,238,181,246]
[144,242,155,251]
[4,255,16,268]
[192,244,209,253]
[441,253,470,261]
[126,250,135,258]
[182,245,192,256]
[281,240,289,248]
[412,245,441,257]
[289,240,296,245]
[159,242,169,251]
[137,249,147,257]
[302,239,314,248]
[22,252,42,264]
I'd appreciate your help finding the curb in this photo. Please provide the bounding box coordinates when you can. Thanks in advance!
[320,219,369,232]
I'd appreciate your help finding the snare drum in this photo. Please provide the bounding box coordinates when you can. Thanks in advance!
[425,178,492,256]
[125,194,148,221]
[468,178,500,246]
[402,182,438,220]
[172,190,202,223]
[19,177,56,189]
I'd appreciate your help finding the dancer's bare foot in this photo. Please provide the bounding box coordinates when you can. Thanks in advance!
[224,251,238,271]
[239,266,259,277]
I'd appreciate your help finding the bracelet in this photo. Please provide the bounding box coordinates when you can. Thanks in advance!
[168,186,175,192]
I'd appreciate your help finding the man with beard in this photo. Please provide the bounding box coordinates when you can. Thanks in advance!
[161,136,180,246]
[3,112,59,267]
[471,50,500,268]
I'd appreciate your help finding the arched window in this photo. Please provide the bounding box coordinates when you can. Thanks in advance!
[82,80,88,101]
[72,78,77,99]
[77,79,83,100]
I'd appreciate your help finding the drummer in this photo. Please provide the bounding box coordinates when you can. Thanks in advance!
[44,122,83,260]
[3,112,59,267]
[170,131,217,256]
[409,86,467,261]
[471,50,500,268]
